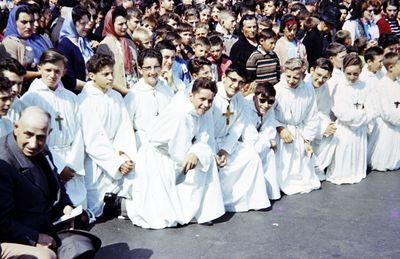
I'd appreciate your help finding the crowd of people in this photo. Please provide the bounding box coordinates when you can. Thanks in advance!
[0,0,400,257]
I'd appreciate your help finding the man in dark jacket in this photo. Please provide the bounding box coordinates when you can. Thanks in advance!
[0,106,73,258]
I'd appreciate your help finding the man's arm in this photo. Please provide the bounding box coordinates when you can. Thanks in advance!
[0,160,39,246]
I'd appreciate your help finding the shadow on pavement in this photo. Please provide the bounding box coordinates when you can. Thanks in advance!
[95,242,153,259]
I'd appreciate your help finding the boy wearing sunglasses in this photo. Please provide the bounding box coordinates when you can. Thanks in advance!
[242,82,281,200]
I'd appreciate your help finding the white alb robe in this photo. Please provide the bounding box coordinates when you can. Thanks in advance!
[78,81,137,217]
[242,95,281,200]
[6,97,25,122]
[211,83,270,212]
[21,79,86,207]
[124,78,173,148]
[125,94,225,229]
[368,76,400,171]
[327,68,345,98]
[326,78,370,184]
[0,117,12,137]
[274,79,321,195]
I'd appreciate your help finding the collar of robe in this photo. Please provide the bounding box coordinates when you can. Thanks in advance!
[135,78,163,91]
[29,78,64,92]
[82,81,112,95]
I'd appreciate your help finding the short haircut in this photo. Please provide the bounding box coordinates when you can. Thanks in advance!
[191,77,217,95]
[238,15,257,36]
[364,46,384,63]
[354,37,368,55]
[343,53,362,70]
[0,58,26,76]
[176,22,193,33]
[208,35,223,48]
[225,62,248,81]
[218,9,235,23]
[155,40,176,52]
[126,7,143,20]
[142,15,158,27]
[259,29,277,41]
[188,57,212,75]
[132,27,153,42]
[284,58,303,71]
[378,32,400,49]
[254,82,276,98]
[335,30,351,45]
[195,22,210,31]
[87,54,115,73]
[72,5,90,24]
[326,42,347,58]
[165,31,181,42]
[0,76,11,93]
[38,49,68,66]
[193,36,210,47]
[258,16,273,29]
[138,48,162,67]
[311,57,333,73]
[383,52,400,69]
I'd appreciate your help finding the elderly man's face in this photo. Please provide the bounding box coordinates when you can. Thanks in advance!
[14,116,50,157]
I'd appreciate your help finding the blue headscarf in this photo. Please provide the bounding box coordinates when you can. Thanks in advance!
[4,5,49,62]
[59,8,93,63]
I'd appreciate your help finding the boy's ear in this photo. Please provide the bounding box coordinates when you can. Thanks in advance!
[88,72,94,80]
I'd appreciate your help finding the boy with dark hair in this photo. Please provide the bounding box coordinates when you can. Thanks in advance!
[188,57,213,81]
[79,54,137,218]
[242,82,281,200]
[207,35,232,82]
[125,48,173,148]
[326,42,347,96]
[246,28,280,85]
[0,58,26,122]
[360,46,384,89]
[0,76,12,137]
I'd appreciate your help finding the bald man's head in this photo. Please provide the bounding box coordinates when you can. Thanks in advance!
[14,106,52,157]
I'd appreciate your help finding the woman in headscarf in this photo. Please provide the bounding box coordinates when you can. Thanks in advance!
[2,5,49,80]
[57,4,94,94]
[97,5,138,96]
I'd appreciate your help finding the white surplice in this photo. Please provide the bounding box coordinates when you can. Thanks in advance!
[125,94,225,229]
[6,97,25,122]
[304,75,336,180]
[211,83,270,212]
[327,68,345,98]
[326,78,370,184]
[21,79,86,207]
[368,76,400,171]
[124,78,173,148]
[242,95,281,200]
[273,78,321,195]
[78,81,137,217]
[0,117,12,137]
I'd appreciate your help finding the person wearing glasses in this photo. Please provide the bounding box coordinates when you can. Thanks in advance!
[210,64,271,213]
[124,49,173,149]
[242,82,281,201]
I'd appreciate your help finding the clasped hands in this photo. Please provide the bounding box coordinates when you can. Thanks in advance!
[277,127,313,156]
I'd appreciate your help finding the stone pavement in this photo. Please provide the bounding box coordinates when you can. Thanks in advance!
[92,171,400,258]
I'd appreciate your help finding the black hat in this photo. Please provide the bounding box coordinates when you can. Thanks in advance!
[320,9,339,26]
[57,229,102,259]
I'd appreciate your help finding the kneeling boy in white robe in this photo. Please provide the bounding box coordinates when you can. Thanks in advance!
[211,65,270,212]
[126,77,225,229]
[242,83,281,200]
[21,50,87,208]
[124,49,173,148]
[368,52,400,171]
[305,58,336,180]
[274,58,321,195]
[78,54,137,217]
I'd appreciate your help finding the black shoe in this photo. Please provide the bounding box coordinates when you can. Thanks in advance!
[103,193,122,219]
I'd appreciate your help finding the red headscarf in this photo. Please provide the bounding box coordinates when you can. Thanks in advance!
[102,7,133,74]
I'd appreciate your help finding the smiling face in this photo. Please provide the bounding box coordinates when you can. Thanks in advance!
[38,61,65,90]
[160,49,176,70]
[223,71,245,97]
[284,23,298,41]
[16,12,33,38]
[2,70,23,101]
[285,69,303,88]
[189,88,215,115]
[0,90,12,116]
[254,93,275,115]
[310,67,331,88]
[139,57,161,86]
[242,19,257,40]
[367,54,384,73]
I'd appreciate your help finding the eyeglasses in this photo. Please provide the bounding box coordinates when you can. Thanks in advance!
[257,96,275,105]
[227,74,246,87]
[367,8,375,13]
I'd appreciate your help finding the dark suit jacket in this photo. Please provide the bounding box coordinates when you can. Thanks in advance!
[0,133,72,246]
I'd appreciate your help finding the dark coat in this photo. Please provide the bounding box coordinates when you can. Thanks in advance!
[0,133,72,246]
[302,27,326,68]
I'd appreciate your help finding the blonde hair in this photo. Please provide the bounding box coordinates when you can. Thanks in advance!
[132,27,153,43]
[284,58,304,71]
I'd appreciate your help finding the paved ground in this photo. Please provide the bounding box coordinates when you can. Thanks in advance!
[92,171,400,258]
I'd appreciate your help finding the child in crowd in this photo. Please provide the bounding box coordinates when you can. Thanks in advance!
[132,27,153,50]
[326,42,347,96]
[246,29,280,85]
[188,57,213,81]
[208,35,232,82]
[192,37,211,58]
